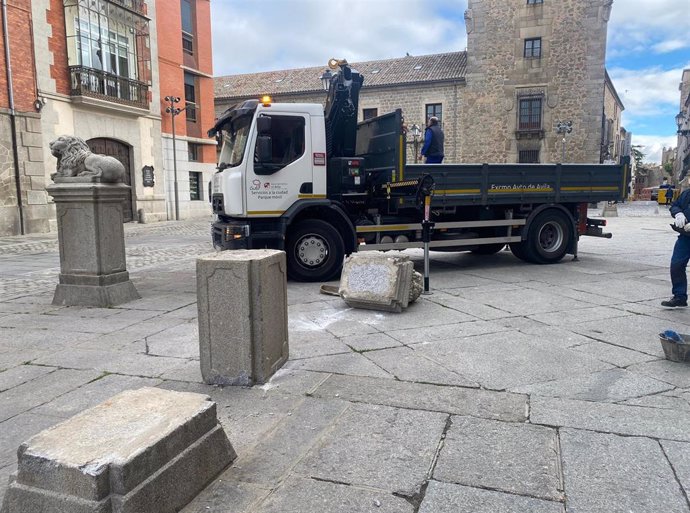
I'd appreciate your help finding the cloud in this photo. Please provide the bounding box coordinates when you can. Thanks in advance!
[211,0,467,76]
[632,134,678,164]
[608,0,690,56]
[608,63,689,132]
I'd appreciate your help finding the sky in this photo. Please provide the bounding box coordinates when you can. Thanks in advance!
[210,0,690,164]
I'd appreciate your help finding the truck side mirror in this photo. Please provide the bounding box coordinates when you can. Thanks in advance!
[256,136,272,164]
[257,115,271,134]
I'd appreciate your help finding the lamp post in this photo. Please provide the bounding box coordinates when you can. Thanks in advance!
[165,95,182,221]
[555,120,573,162]
[319,69,333,91]
[410,124,421,163]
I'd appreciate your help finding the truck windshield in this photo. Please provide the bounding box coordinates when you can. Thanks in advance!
[218,116,251,168]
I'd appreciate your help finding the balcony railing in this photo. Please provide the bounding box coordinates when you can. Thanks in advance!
[109,0,146,15]
[70,66,149,109]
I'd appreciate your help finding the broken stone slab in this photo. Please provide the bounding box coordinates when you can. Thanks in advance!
[197,249,289,386]
[0,387,236,513]
[338,253,422,313]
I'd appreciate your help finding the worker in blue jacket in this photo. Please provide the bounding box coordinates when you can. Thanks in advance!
[420,117,444,164]
[663,188,690,307]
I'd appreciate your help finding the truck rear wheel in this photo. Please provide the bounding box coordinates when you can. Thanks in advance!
[286,219,345,282]
[525,210,572,264]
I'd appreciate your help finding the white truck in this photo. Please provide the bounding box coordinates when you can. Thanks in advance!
[208,59,629,281]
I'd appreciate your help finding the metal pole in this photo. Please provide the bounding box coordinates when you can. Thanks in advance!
[562,137,566,163]
[414,139,419,164]
[422,195,432,295]
[171,111,179,221]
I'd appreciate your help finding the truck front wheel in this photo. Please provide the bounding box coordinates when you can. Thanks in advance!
[286,219,345,282]
[524,210,572,264]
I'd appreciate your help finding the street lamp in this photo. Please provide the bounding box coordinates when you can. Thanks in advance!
[165,95,182,221]
[409,123,422,163]
[676,112,690,136]
[319,69,333,91]
[555,120,573,162]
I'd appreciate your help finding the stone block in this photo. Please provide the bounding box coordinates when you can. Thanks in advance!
[338,253,417,313]
[197,249,289,386]
[0,387,236,513]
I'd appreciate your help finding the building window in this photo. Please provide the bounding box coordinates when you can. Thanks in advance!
[189,172,202,200]
[64,0,151,108]
[254,115,306,172]
[425,103,442,124]
[524,38,542,58]
[527,0,543,4]
[518,98,542,130]
[181,0,194,55]
[188,143,200,162]
[519,150,540,163]
[184,72,197,122]
[363,108,378,120]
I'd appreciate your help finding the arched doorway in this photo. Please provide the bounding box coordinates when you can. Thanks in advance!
[87,138,134,222]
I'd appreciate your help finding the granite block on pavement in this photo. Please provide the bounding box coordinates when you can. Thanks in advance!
[197,250,288,386]
[0,387,236,513]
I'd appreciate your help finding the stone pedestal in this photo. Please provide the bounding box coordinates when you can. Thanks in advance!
[0,387,236,513]
[47,182,139,307]
[197,249,289,386]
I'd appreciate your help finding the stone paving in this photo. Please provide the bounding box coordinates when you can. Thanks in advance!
[1,205,690,512]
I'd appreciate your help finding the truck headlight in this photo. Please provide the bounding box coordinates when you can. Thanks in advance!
[223,225,250,241]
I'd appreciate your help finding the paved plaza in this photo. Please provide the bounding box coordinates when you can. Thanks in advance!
[1,203,690,512]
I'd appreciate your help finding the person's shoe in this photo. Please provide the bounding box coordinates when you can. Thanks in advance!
[661,296,688,308]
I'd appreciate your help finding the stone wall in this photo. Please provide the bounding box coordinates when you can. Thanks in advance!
[603,77,624,161]
[461,0,612,164]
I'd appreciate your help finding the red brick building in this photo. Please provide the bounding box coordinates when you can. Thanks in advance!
[157,0,215,219]
[0,0,215,236]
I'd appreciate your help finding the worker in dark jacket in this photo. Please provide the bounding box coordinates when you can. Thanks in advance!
[420,116,444,164]
[663,188,690,307]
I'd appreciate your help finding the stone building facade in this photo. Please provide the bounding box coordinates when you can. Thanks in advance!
[602,71,625,162]
[0,0,215,236]
[215,0,619,168]
[676,69,690,184]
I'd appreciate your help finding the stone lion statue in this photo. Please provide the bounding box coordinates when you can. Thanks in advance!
[49,136,126,183]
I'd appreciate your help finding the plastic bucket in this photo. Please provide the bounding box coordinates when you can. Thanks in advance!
[659,333,690,363]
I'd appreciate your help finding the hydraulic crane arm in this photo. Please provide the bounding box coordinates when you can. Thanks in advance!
[323,58,364,159]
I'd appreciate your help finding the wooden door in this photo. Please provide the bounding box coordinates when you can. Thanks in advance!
[87,138,134,222]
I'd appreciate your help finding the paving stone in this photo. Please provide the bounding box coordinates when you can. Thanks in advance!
[284,353,392,379]
[0,365,55,392]
[570,314,690,356]
[513,368,674,402]
[146,321,199,358]
[363,346,477,387]
[0,327,92,351]
[414,331,611,390]
[425,293,513,321]
[286,328,350,360]
[515,325,600,350]
[565,277,671,302]
[339,332,403,352]
[386,319,510,345]
[0,413,61,467]
[627,359,690,388]
[223,398,348,485]
[434,416,562,501]
[455,287,591,316]
[528,306,633,327]
[158,360,204,383]
[661,440,690,496]
[30,348,188,378]
[296,403,447,496]
[560,429,690,513]
[0,368,102,423]
[180,478,269,513]
[254,476,413,513]
[621,392,690,411]
[520,281,615,306]
[568,340,658,367]
[32,374,162,418]
[418,481,564,513]
[312,374,527,422]
[531,396,690,441]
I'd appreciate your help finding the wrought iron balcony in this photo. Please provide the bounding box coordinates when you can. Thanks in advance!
[70,66,149,110]
[109,0,146,15]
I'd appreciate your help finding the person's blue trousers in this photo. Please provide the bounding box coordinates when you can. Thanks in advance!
[671,234,690,299]
[425,155,444,164]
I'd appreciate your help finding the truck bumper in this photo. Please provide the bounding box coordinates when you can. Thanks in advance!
[212,219,251,250]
